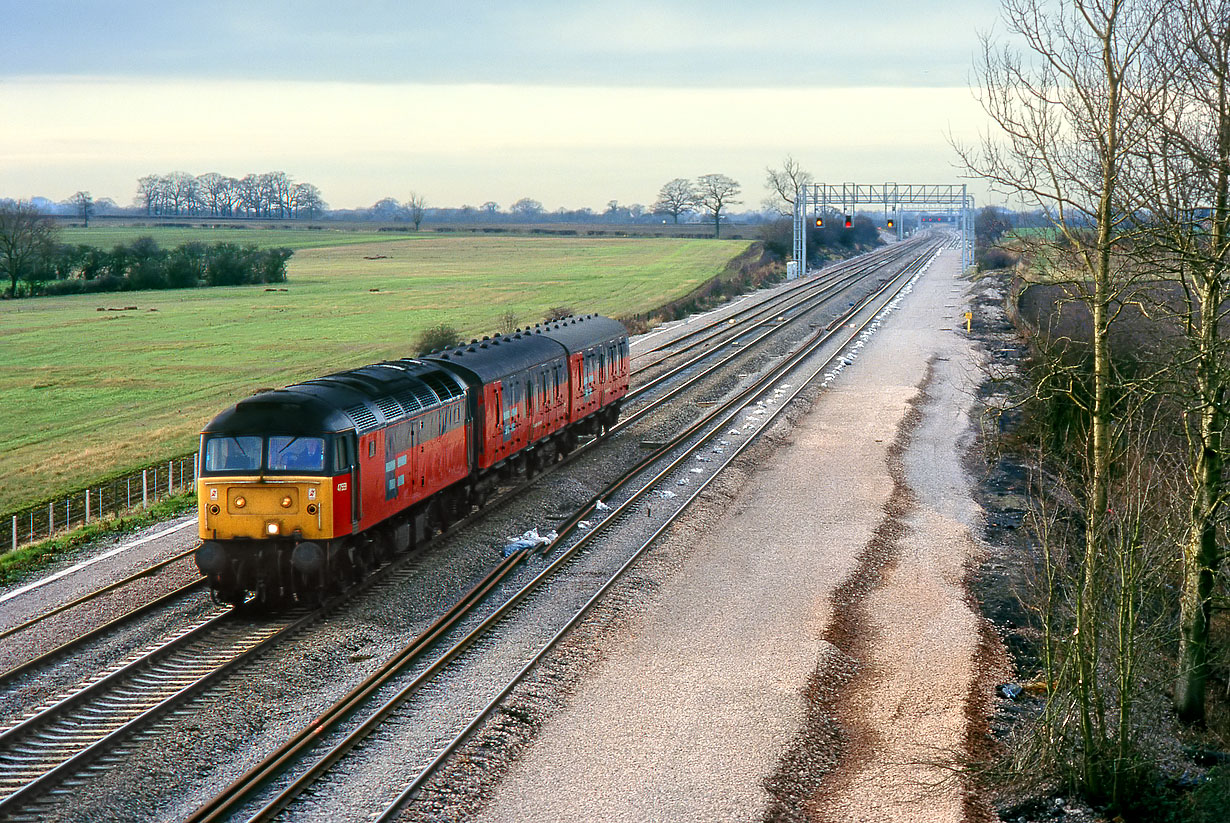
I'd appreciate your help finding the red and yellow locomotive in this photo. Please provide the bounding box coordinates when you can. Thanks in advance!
[196,315,628,605]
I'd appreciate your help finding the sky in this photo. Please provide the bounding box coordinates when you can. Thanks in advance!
[0,0,1005,212]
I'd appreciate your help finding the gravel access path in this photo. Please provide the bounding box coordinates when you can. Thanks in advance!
[463,246,994,822]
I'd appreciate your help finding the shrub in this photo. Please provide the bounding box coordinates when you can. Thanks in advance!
[979,246,1019,271]
[544,306,574,322]
[204,244,248,286]
[415,324,463,355]
[258,248,292,283]
[496,310,519,335]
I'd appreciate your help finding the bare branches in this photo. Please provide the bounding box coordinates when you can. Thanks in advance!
[763,155,813,217]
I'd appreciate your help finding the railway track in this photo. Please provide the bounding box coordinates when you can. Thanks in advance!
[181,241,941,823]
[0,238,925,687]
[0,239,936,819]
[0,240,922,672]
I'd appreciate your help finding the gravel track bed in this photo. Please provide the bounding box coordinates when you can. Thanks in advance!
[0,588,218,731]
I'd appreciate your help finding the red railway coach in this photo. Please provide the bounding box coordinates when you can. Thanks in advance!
[196,314,629,606]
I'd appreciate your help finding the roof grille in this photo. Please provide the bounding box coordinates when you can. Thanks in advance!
[396,391,425,414]
[375,396,403,422]
[345,403,381,433]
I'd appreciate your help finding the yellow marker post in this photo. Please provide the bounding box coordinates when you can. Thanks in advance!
[964,311,973,332]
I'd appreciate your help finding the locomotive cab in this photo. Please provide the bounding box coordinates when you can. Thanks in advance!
[198,432,344,541]
[196,388,363,605]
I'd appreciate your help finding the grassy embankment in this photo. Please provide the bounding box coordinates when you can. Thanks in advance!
[0,232,750,515]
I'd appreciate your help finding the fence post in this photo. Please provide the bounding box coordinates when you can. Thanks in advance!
[49,502,54,536]
[67,498,70,530]
[86,490,90,523]
[169,460,174,494]
[127,478,131,510]
[142,470,148,509]
[11,516,15,553]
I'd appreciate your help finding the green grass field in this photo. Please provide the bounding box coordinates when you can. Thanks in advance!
[0,234,751,513]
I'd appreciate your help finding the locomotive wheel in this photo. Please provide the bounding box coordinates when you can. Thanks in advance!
[211,587,246,607]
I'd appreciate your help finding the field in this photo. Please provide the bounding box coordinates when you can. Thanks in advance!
[0,234,751,514]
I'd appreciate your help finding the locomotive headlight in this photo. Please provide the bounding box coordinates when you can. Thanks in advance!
[265,521,281,536]
[235,496,247,509]
[281,495,293,508]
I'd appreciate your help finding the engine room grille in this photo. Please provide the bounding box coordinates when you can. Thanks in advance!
[345,403,381,433]
[375,396,404,422]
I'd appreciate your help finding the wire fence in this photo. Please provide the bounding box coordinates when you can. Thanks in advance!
[2,454,198,554]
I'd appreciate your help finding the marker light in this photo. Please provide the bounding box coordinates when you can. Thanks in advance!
[281,495,293,508]
[234,496,246,509]
[266,522,281,536]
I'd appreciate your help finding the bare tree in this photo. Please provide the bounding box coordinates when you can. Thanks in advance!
[292,183,325,219]
[956,0,1165,804]
[1128,0,1230,724]
[406,191,426,230]
[694,174,741,238]
[510,198,544,219]
[0,201,58,298]
[69,191,94,227]
[764,155,813,217]
[166,171,196,216]
[135,174,166,216]
[652,178,697,224]
[197,173,234,217]
[482,201,500,217]
[236,174,262,218]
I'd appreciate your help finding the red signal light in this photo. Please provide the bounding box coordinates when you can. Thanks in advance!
[887,218,894,228]
[844,215,852,228]
[814,216,824,227]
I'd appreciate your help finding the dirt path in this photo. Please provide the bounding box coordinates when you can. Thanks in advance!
[448,246,998,822]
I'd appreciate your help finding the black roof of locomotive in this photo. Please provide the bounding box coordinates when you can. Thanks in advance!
[532,314,627,352]
[202,359,467,437]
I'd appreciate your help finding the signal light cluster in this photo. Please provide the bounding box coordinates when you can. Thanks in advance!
[811,214,856,228]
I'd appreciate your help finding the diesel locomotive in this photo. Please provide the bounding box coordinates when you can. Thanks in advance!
[196,314,629,605]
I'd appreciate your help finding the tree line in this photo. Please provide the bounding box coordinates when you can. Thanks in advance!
[132,171,326,219]
[960,0,1230,817]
